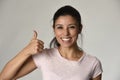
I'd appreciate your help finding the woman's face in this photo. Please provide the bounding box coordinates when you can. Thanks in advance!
[54,15,80,48]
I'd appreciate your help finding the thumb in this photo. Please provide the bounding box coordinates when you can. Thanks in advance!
[32,30,38,40]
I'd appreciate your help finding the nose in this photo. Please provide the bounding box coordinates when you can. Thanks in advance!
[63,28,70,36]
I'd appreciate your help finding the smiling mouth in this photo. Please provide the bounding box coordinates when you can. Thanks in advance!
[61,37,71,42]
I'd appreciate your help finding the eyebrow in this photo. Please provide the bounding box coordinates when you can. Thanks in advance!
[55,23,77,26]
[55,24,63,27]
[68,24,77,26]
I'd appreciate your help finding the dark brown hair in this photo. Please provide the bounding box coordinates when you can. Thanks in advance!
[50,5,83,48]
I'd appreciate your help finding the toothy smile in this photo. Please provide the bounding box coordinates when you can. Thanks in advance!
[61,37,71,41]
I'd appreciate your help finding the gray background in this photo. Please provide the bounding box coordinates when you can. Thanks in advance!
[0,0,120,80]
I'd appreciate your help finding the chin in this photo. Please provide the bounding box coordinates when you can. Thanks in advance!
[60,44,74,48]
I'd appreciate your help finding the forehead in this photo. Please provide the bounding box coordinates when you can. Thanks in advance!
[55,15,77,24]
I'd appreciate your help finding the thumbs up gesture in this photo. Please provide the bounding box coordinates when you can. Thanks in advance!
[22,31,44,55]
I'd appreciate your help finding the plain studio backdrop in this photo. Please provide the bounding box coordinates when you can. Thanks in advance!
[0,0,120,80]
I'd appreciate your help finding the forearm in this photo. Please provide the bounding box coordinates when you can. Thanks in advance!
[0,31,44,80]
[0,51,31,80]
[13,57,37,79]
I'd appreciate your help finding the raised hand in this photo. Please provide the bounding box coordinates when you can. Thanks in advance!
[0,30,44,80]
[22,30,44,55]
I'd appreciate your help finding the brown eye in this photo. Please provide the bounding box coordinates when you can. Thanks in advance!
[70,26,75,28]
[57,26,63,29]
[69,25,76,29]
[55,25,63,29]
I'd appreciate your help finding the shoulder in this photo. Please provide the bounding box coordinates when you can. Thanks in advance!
[85,53,100,61]
[44,48,57,54]
[32,48,57,68]
[33,48,56,58]
[83,52,102,66]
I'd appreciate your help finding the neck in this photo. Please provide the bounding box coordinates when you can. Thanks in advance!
[58,46,83,61]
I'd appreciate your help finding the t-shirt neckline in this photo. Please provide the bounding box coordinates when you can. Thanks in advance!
[54,48,86,63]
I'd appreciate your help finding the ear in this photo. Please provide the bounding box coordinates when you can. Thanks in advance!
[78,24,83,34]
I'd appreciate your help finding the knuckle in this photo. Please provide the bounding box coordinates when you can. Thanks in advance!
[36,42,39,46]
[34,40,38,43]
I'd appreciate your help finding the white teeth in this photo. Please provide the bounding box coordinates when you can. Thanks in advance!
[62,38,71,41]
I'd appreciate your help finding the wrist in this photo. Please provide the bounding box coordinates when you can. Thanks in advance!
[18,49,32,58]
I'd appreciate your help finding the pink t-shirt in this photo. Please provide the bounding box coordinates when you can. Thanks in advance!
[32,48,103,80]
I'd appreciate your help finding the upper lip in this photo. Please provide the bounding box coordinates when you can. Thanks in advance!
[61,37,71,40]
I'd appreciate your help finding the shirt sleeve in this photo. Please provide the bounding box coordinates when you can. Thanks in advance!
[32,53,41,68]
[92,58,103,78]
[32,49,47,68]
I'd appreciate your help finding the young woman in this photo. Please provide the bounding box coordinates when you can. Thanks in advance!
[0,5,103,80]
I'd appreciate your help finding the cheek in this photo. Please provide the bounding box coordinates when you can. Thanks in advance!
[71,31,79,40]
[54,31,62,43]
[54,30,62,37]
[71,30,79,36]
